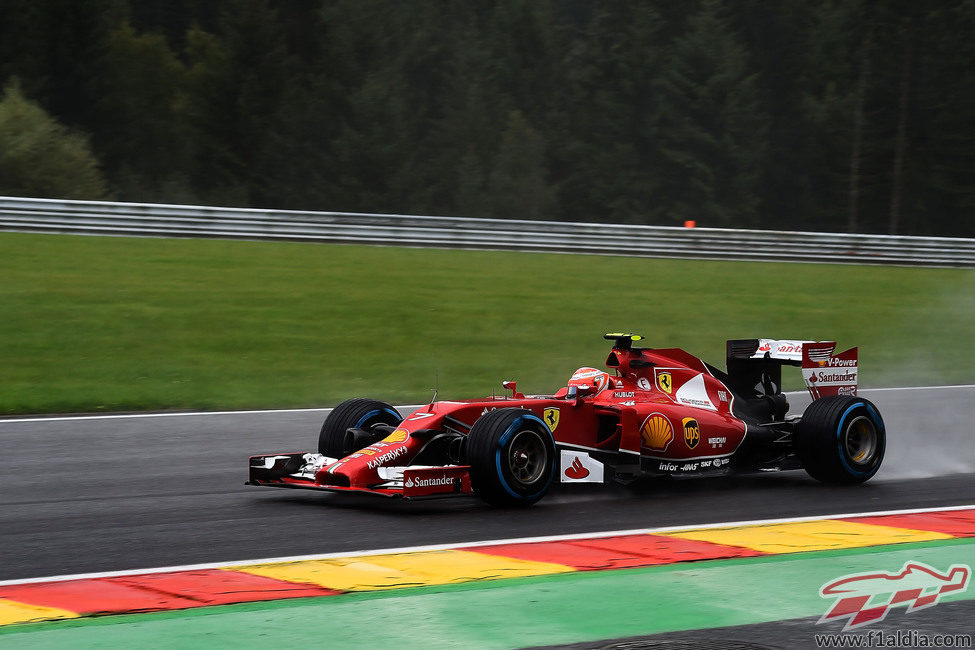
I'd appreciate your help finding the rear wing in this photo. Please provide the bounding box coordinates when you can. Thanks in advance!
[726,339,858,400]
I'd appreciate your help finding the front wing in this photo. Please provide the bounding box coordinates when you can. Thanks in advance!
[246,452,473,500]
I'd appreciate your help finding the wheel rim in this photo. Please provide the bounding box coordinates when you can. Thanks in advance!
[844,415,879,466]
[507,429,547,486]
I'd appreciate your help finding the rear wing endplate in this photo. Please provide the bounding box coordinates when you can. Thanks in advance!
[800,342,858,399]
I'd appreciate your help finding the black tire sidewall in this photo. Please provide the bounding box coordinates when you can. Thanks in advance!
[834,400,885,479]
[467,408,557,506]
[318,398,402,457]
[797,396,885,484]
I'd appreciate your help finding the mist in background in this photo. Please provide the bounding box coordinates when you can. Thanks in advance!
[790,386,975,480]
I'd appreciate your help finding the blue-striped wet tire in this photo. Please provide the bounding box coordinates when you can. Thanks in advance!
[796,396,885,484]
[466,408,556,507]
[318,398,402,457]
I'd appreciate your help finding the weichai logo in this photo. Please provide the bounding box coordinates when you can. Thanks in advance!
[818,561,971,630]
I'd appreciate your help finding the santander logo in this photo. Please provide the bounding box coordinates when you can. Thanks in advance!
[564,456,590,480]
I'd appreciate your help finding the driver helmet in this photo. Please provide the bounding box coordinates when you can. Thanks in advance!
[567,367,611,394]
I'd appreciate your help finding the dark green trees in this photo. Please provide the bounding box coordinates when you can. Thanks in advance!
[652,0,767,227]
[0,81,109,199]
[0,0,971,236]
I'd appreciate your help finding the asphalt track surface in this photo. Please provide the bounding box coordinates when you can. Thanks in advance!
[2,386,974,582]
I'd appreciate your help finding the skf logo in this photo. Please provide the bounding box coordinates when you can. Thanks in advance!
[657,372,673,394]
[382,429,409,443]
[640,413,674,451]
[682,418,700,449]
[819,561,970,631]
[542,408,560,432]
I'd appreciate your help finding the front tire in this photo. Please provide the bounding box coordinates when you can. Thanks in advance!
[796,395,885,484]
[318,398,402,457]
[466,408,556,507]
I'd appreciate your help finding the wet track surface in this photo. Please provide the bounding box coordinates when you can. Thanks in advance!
[2,386,974,581]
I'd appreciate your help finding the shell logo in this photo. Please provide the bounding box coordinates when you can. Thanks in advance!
[383,429,409,443]
[640,413,674,451]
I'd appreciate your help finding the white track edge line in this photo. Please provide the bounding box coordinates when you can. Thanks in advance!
[2,503,972,587]
[0,405,425,424]
[3,384,975,424]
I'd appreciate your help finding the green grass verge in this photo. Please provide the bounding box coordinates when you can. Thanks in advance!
[1,232,973,414]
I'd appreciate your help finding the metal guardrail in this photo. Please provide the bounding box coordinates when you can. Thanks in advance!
[1,196,973,267]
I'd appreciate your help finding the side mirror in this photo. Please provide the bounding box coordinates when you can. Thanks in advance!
[566,383,593,406]
[502,380,524,399]
[567,384,594,401]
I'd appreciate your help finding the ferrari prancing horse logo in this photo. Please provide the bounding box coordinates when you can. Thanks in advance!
[657,372,673,394]
[543,407,560,432]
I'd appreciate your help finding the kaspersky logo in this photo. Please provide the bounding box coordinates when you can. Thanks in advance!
[818,561,970,630]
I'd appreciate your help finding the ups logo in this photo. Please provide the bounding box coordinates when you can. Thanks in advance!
[682,417,700,449]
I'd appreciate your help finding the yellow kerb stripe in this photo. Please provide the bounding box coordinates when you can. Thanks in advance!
[665,520,952,554]
[0,599,79,626]
[231,549,574,592]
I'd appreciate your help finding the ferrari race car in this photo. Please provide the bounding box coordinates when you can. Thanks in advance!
[247,334,885,506]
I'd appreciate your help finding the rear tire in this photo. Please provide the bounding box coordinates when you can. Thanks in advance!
[796,395,885,484]
[318,398,402,457]
[466,408,556,507]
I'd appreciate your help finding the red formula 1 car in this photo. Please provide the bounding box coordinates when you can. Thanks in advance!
[247,334,886,506]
